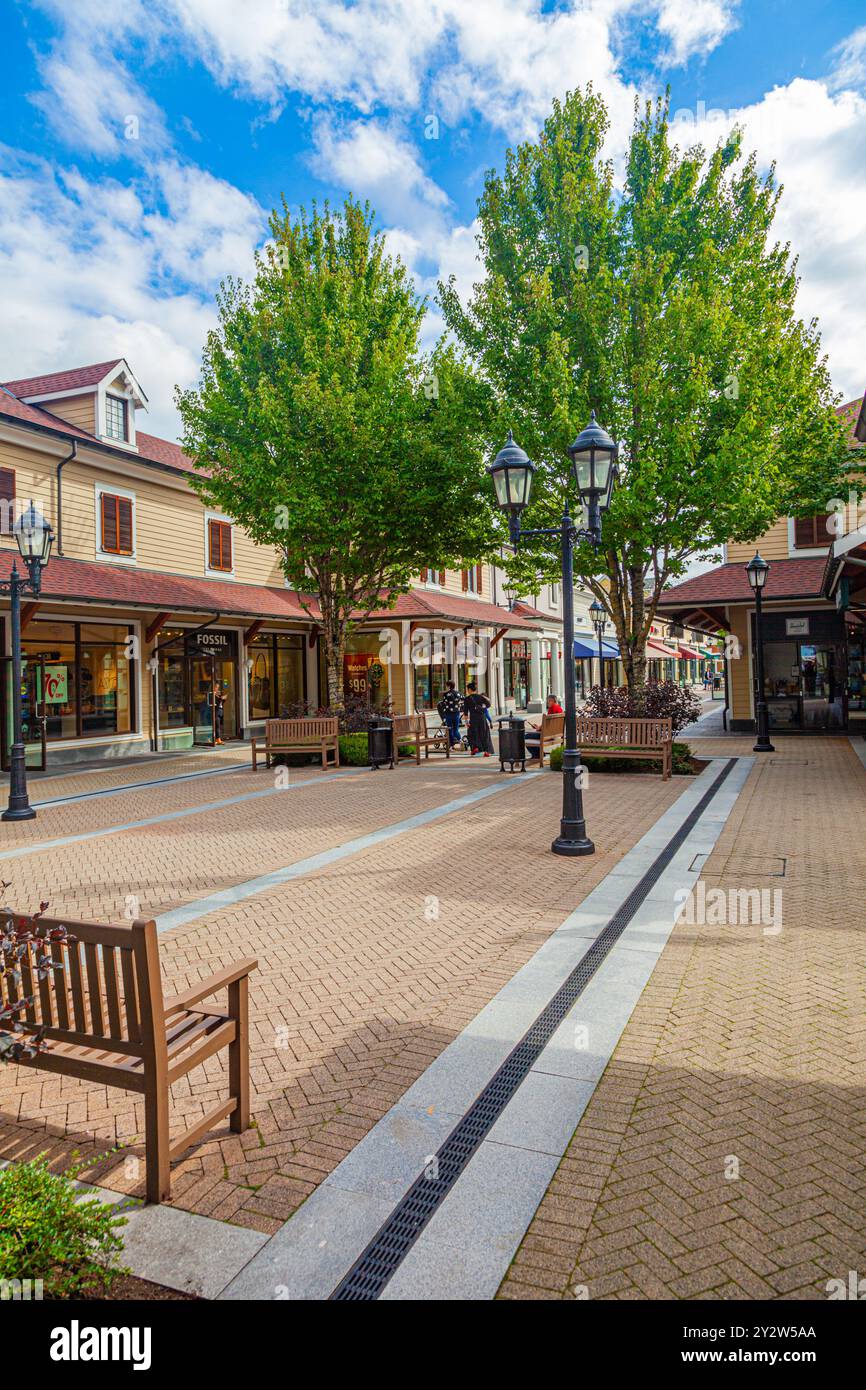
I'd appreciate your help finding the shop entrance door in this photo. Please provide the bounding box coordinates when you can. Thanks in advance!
[186,633,239,744]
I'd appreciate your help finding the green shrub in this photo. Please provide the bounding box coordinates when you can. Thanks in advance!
[0,1157,127,1299]
[338,732,370,765]
[547,742,694,775]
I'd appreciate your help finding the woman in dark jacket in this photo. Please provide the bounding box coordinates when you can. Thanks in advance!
[463,684,493,756]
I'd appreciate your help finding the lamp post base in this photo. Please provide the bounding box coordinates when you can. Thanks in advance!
[552,831,595,856]
[754,702,775,753]
[2,805,36,822]
[753,740,775,753]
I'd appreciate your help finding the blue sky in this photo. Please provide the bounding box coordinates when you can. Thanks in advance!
[1,0,865,438]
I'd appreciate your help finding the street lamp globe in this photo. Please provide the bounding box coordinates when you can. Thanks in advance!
[745,551,769,591]
[568,411,618,525]
[589,598,607,636]
[14,501,54,568]
[488,431,535,541]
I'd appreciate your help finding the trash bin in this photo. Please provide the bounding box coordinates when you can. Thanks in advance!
[367,714,394,770]
[497,715,526,773]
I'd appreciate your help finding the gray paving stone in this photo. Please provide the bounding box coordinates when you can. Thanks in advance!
[324,1103,460,1201]
[219,1185,393,1299]
[485,1070,595,1155]
[119,1203,269,1299]
[379,1233,506,1301]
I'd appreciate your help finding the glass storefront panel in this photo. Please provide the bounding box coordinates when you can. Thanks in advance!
[248,633,305,717]
[21,619,133,741]
[248,641,273,720]
[275,635,304,713]
[343,633,390,707]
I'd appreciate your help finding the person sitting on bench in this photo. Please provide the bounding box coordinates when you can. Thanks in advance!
[525,693,564,760]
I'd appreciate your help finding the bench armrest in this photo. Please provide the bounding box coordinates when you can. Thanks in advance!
[164,958,258,1017]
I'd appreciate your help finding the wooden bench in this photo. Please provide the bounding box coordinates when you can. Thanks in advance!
[392,713,451,763]
[3,912,257,1204]
[251,716,339,770]
[525,712,565,768]
[574,716,673,779]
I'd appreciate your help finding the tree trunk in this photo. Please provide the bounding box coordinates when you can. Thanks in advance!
[319,599,347,715]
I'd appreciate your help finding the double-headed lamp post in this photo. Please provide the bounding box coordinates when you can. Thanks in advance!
[589,598,607,689]
[2,503,55,822]
[489,413,617,856]
[745,551,775,754]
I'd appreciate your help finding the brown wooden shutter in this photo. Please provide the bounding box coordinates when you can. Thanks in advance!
[0,467,13,534]
[476,563,483,594]
[101,493,117,551]
[461,569,468,591]
[209,519,231,570]
[793,516,820,548]
[221,522,232,571]
[419,567,428,582]
[438,569,445,586]
[208,519,219,569]
[117,497,133,554]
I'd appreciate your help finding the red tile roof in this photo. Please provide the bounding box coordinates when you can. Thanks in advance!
[511,599,561,624]
[0,387,97,442]
[657,556,828,608]
[0,554,528,630]
[838,396,865,447]
[2,361,123,398]
[135,431,203,476]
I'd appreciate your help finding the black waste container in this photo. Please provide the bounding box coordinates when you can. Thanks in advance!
[367,714,394,770]
[497,715,526,773]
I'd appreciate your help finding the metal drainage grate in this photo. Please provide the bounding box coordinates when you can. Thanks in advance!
[330,758,739,1300]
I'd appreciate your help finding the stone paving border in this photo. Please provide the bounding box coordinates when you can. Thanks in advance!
[155,771,540,933]
[32,760,250,807]
[0,768,365,862]
[218,756,753,1300]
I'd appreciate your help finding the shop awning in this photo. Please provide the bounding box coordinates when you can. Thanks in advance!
[699,646,720,659]
[646,639,679,659]
[573,636,619,660]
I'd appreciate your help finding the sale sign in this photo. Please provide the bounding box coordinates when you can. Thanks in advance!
[344,653,373,699]
[43,664,68,703]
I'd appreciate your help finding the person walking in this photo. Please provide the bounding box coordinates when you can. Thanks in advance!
[463,683,493,756]
[212,679,226,744]
[437,680,463,748]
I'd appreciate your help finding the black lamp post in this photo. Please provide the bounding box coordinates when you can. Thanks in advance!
[589,598,607,688]
[489,413,617,856]
[745,551,775,754]
[2,502,54,821]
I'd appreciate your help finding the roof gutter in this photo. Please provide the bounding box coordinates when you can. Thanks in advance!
[0,408,193,481]
[55,439,77,556]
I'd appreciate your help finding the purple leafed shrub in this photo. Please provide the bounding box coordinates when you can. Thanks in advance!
[581,681,703,738]
[279,693,395,733]
[0,889,71,1063]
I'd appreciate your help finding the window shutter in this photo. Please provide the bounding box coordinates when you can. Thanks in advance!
[419,567,428,582]
[461,569,468,591]
[117,497,133,554]
[793,516,820,548]
[222,523,232,571]
[101,493,117,551]
[476,563,483,594]
[438,570,445,586]
[209,520,220,569]
[0,467,13,533]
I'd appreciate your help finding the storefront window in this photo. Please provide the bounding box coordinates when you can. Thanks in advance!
[21,620,134,741]
[157,630,188,729]
[343,633,390,707]
[248,633,305,718]
[504,640,529,706]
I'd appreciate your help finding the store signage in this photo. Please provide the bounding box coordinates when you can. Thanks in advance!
[185,629,234,655]
[344,653,374,699]
[785,617,810,636]
[42,664,68,703]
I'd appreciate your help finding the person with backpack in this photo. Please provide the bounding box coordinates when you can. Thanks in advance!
[437,680,463,747]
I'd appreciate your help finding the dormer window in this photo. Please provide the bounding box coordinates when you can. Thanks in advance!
[105,394,128,442]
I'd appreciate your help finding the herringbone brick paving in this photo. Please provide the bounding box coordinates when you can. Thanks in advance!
[0,752,681,1232]
[498,738,866,1301]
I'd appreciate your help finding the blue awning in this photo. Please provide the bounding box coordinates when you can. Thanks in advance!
[573,636,619,660]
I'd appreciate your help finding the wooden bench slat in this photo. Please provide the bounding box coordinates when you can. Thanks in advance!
[5,911,256,1205]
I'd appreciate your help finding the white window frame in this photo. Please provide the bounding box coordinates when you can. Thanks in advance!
[94,482,137,566]
[205,510,235,579]
[549,583,560,608]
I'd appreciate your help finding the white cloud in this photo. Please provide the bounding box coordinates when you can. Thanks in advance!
[651,0,739,66]
[0,151,266,436]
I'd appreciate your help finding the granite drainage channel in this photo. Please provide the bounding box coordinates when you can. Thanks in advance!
[330,756,739,1300]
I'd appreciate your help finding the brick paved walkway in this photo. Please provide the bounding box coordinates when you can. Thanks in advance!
[0,754,682,1233]
[499,738,866,1301]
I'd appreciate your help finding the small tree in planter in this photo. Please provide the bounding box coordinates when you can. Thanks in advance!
[581,681,703,738]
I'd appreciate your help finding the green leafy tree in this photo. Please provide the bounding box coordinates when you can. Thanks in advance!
[440,88,852,688]
[178,197,493,708]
